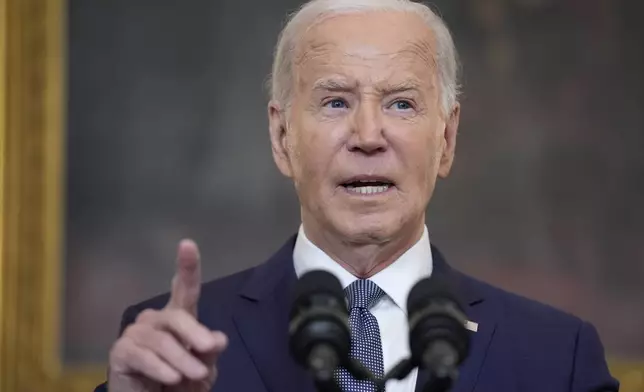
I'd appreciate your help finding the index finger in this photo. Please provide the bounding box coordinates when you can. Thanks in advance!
[167,239,202,315]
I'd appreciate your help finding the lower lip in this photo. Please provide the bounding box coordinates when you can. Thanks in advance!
[340,185,396,197]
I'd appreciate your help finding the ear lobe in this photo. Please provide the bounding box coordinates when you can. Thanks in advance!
[438,104,460,179]
[268,101,294,178]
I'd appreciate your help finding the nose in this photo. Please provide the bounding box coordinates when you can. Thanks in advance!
[347,101,388,155]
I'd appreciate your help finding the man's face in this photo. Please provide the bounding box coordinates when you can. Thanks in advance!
[269,11,459,244]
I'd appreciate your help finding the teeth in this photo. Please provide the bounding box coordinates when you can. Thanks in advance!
[346,185,390,195]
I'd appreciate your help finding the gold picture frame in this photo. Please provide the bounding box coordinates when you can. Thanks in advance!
[0,0,103,390]
[0,0,642,391]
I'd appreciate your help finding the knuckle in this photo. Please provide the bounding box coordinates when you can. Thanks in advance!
[109,337,133,365]
[121,324,138,338]
[166,308,195,332]
[123,324,159,350]
[166,307,189,320]
[135,308,157,323]
[122,323,148,339]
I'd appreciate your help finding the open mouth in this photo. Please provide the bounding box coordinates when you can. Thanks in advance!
[340,178,395,195]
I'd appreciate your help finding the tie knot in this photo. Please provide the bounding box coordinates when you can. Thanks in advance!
[345,279,385,310]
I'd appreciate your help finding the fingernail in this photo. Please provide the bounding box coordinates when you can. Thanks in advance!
[194,363,209,379]
[165,370,182,385]
[197,334,216,351]
[185,362,208,380]
[180,238,195,247]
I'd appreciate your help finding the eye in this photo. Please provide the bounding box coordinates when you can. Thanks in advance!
[390,100,414,111]
[324,99,348,109]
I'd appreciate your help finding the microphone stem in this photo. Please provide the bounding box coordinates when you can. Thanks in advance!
[308,344,341,388]
[422,374,453,392]
[314,379,343,392]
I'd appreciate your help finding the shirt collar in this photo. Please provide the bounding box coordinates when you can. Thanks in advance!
[293,225,433,314]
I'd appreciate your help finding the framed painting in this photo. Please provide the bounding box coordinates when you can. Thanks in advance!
[0,0,102,390]
[1,0,302,390]
[0,0,642,391]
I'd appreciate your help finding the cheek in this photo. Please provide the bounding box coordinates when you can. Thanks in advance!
[289,118,341,189]
[303,114,347,157]
[395,126,442,191]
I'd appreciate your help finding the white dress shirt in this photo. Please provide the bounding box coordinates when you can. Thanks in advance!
[293,225,433,392]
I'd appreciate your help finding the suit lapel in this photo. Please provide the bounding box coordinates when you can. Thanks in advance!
[415,246,498,392]
[233,237,316,392]
[450,296,497,392]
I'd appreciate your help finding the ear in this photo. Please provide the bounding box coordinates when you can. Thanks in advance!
[268,100,294,178]
[437,103,460,179]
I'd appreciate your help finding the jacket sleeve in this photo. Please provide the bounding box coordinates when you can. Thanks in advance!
[570,321,620,392]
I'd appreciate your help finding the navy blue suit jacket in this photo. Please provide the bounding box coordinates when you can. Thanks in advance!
[95,236,619,392]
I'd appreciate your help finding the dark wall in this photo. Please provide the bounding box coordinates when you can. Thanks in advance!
[65,0,644,363]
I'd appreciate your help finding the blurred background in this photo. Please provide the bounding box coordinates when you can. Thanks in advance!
[64,0,644,366]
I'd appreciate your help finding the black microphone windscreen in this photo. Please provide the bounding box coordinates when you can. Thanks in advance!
[288,269,351,375]
[406,273,471,373]
[407,274,463,315]
[292,270,345,311]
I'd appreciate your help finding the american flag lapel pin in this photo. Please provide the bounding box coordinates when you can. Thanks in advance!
[465,320,479,332]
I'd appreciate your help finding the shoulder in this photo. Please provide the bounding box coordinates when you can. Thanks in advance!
[456,271,617,390]
[457,270,584,332]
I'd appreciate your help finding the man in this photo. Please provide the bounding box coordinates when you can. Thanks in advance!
[96,0,619,391]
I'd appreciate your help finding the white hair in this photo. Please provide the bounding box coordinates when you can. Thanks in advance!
[269,0,461,116]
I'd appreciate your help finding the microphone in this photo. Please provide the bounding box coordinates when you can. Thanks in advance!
[406,275,471,391]
[288,270,351,386]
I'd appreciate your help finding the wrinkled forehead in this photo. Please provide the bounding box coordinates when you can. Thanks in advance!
[293,11,438,88]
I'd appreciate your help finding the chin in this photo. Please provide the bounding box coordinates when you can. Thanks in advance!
[330,212,402,245]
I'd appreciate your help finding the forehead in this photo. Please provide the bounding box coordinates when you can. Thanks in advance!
[294,11,437,88]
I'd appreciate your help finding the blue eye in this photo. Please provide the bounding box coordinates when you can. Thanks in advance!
[392,100,413,111]
[324,99,348,109]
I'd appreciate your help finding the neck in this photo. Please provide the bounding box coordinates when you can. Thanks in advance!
[302,219,425,278]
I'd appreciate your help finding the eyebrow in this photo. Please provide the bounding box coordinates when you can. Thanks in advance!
[312,78,358,93]
[374,80,422,95]
[312,78,422,95]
